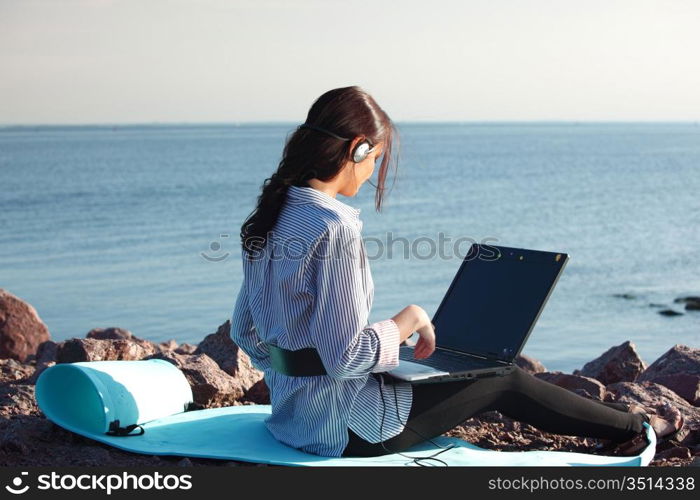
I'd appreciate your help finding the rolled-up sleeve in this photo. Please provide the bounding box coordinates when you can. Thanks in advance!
[230,281,272,372]
[308,223,400,379]
[367,318,401,373]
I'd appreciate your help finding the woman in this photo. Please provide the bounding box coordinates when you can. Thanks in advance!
[231,86,683,458]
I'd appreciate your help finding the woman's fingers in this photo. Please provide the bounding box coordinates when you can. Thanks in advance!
[413,339,423,359]
[413,334,434,358]
[413,336,434,359]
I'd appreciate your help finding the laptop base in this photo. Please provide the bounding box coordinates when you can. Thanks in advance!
[386,346,515,384]
[383,364,514,384]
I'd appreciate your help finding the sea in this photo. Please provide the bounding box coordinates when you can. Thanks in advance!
[1,122,698,372]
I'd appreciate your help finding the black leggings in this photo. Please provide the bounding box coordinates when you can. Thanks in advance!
[342,365,646,457]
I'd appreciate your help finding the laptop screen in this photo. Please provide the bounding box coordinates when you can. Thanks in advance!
[431,244,568,363]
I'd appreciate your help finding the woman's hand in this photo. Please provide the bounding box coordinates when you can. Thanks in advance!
[392,304,436,359]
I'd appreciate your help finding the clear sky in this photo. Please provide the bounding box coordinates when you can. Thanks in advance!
[1,0,699,124]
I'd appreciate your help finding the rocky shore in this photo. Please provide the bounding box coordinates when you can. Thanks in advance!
[1,288,698,467]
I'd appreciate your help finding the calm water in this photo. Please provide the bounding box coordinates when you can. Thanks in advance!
[1,123,698,372]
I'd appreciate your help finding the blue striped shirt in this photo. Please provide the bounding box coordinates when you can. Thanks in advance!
[230,185,413,457]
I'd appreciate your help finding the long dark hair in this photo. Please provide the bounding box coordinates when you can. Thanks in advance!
[240,86,400,256]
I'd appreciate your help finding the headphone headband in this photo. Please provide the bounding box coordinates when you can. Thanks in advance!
[298,123,350,141]
[298,122,375,163]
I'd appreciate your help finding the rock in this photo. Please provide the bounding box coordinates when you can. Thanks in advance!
[0,414,170,467]
[637,345,700,406]
[0,383,40,417]
[86,327,133,340]
[24,340,59,385]
[573,388,594,399]
[604,380,700,448]
[641,374,700,407]
[85,329,175,356]
[35,340,58,365]
[175,343,198,354]
[143,351,249,407]
[242,378,270,404]
[131,336,164,353]
[0,417,34,455]
[534,371,606,400]
[56,338,157,363]
[655,447,691,460]
[25,362,55,386]
[515,353,546,374]
[675,295,700,311]
[194,321,237,374]
[158,339,178,351]
[673,295,700,312]
[640,345,699,379]
[80,445,112,464]
[658,309,683,316]
[0,289,51,362]
[194,320,264,387]
[573,341,646,385]
[0,358,34,384]
[604,380,689,410]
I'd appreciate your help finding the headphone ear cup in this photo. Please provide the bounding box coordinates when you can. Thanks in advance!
[352,141,371,163]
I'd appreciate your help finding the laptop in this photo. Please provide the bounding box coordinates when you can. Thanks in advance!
[385,243,569,384]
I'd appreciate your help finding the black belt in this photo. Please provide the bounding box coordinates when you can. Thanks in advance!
[265,343,327,376]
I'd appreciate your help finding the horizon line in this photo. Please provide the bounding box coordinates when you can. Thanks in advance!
[1,119,699,128]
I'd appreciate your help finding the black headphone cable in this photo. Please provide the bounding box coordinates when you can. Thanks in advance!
[376,373,456,466]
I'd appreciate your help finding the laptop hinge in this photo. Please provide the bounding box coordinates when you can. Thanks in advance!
[437,346,511,365]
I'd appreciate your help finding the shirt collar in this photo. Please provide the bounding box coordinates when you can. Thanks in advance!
[287,185,361,222]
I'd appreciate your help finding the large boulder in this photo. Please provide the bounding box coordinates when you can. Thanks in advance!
[194,320,264,388]
[534,371,606,400]
[636,345,700,406]
[0,289,51,362]
[642,374,700,407]
[143,351,247,407]
[605,380,700,449]
[573,341,647,385]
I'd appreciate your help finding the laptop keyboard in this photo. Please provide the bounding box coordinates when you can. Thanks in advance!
[399,346,495,372]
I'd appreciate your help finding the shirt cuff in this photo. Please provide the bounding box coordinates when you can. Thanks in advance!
[368,318,401,373]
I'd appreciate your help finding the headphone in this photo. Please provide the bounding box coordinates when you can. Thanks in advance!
[299,123,376,163]
[375,373,456,466]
